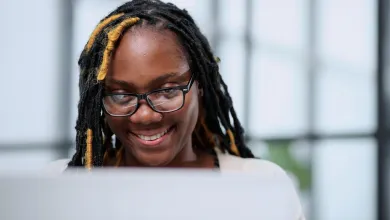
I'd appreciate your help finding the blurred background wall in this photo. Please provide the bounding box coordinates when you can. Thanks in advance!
[0,0,389,219]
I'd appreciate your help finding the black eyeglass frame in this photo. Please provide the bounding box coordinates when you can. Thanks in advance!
[102,74,195,117]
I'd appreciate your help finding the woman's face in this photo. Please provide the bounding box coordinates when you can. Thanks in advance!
[104,27,200,166]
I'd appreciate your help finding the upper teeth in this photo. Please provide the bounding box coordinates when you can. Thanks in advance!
[137,129,168,141]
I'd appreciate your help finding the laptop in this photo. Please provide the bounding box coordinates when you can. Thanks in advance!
[0,168,297,220]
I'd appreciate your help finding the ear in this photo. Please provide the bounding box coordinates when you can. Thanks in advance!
[197,82,204,96]
[196,82,205,118]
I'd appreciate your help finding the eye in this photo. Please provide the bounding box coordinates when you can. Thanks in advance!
[112,94,125,101]
[161,83,180,88]
[110,94,136,105]
[157,88,180,98]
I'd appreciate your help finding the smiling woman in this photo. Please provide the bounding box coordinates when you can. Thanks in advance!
[45,0,305,219]
[67,0,257,169]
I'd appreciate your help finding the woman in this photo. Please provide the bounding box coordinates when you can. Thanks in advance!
[47,0,305,219]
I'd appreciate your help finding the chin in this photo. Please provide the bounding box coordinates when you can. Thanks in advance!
[133,151,176,167]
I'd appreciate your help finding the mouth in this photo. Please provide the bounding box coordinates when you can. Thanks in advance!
[132,126,174,147]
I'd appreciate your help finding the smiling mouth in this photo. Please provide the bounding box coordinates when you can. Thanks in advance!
[132,126,174,144]
[136,129,169,141]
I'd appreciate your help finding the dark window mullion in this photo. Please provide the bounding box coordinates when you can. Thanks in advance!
[377,0,390,219]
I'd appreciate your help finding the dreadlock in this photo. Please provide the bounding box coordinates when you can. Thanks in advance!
[68,0,254,168]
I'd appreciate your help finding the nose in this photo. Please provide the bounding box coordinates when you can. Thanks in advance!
[129,101,162,125]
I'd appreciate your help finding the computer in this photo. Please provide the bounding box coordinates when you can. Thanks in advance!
[0,168,297,220]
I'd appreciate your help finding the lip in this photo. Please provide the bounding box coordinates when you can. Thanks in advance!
[131,126,174,147]
[131,127,172,136]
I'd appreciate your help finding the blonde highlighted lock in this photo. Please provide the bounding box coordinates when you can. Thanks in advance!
[85,13,125,52]
[97,17,140,81]
[226,129,240,156]
[85,129,93,170]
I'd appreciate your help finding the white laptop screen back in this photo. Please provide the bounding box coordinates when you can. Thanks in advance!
[0,169,296,220]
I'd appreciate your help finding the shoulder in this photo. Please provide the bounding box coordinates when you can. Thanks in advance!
[217,152,306,220]
[217,152,296,185]
[218,151,286,175]
[42,159,70,174]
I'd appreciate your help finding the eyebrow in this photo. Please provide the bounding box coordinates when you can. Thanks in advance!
[105,72,188,89]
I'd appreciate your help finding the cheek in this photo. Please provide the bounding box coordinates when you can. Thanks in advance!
[176,90,199,127]
[105,114,125,135]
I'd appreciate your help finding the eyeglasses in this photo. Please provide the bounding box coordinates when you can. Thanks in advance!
[102,74,195,117]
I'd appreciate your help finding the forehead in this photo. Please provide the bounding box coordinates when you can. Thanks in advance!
[108,27,190,87]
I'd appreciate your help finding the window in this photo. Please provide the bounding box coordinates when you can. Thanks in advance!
[216,0,379,219]
[0,0,386,219]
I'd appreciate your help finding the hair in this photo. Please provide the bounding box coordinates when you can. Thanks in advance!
[68,0,255,169]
